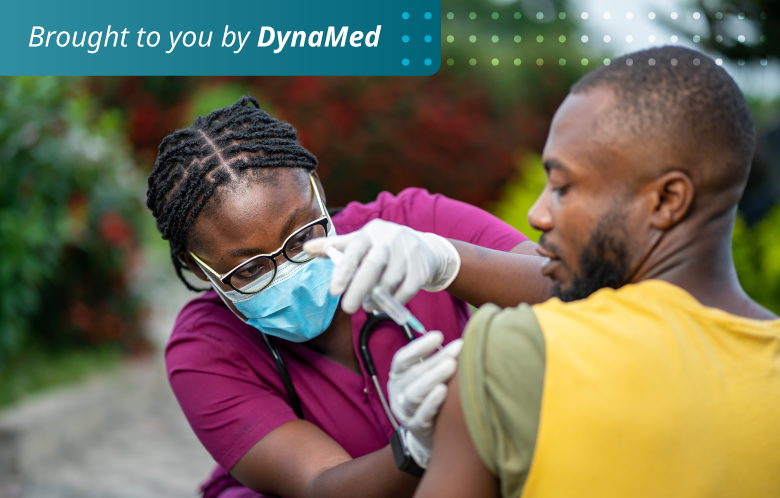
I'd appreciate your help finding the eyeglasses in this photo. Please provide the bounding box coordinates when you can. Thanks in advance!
[190,174,330,295]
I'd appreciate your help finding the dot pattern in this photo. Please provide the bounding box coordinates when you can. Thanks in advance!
[437,8,773,71]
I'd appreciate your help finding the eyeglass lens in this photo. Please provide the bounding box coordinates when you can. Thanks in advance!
[229,222,328,292]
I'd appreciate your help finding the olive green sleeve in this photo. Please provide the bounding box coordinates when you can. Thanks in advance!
[459,303,546,498]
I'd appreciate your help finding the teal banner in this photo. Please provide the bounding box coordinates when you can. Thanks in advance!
[0,0,441,75]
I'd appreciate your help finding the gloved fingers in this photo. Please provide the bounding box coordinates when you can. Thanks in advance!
[402,357,457,408]
[376,250,407,298]
[392,270,429,306]
[407,383,448,432]
[302,233,346,258]
[341,243,390,314]
[329,232,371,298]
[389,332,445,375]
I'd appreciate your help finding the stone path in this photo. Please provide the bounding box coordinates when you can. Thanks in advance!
[0,251,217,498]
[17,359,215,498]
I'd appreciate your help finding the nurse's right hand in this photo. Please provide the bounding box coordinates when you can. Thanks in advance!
[302,219,462,313]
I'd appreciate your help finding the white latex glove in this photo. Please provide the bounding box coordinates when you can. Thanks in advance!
[387,331,464,468]
[302,219,461,314]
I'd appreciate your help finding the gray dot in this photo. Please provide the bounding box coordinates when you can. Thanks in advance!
[648,58,656,66]
[738,59,745,66]
[715,12,723,19]
[716,35,723,43]
[693,58,700,66]
[671,58,678,66]
[626,58,633,66]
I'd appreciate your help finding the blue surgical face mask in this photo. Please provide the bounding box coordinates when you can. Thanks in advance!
[201,226,340,343]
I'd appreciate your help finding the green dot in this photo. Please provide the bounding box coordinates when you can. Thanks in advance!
[447,12,454,20]
[761,35,767,43]
[536,58,544,66]
[447,58,454,66]
[559,35,566,42]
[536,35,544,43]
[514,12,521,19]
[514,35,521,43]
[492,12,499,19]
[447,35,454,43]
[514,58,521,66]
[581,58,589,66]
[559,58,566,66]
[559,12,566,19]
[469,58,477,66]
[469,12,476,19]
[536,12,544,19]
[603,58,611,65]
[693,35,700,43]
[469,35,476,43]
[492,58,499,66]
[492,35,499,43]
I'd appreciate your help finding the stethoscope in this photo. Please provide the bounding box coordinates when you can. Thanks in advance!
[263,311,414,429]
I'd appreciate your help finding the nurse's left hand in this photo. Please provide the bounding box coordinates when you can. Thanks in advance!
[302,219,461,314]
[387,332,464,468]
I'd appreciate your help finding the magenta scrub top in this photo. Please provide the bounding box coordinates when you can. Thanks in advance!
[165,188,528,498]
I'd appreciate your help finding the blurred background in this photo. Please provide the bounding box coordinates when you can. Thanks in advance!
[0,0,778,497]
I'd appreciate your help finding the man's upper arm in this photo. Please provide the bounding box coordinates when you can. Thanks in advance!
[413,372,499,498]
[418,303,546,498]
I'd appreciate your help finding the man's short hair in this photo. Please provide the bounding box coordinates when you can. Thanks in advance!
[571,46,755,196]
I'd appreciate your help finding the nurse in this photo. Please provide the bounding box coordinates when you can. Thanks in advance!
[147,96,549,498]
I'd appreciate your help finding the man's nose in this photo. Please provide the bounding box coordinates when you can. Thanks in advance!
[528,186,553,232]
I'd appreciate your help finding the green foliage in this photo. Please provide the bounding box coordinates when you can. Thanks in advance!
[493,154,780,313]
[732,205,780,313]
[489,153,546,242]
[0,346,121,408]
[0,77,148,365]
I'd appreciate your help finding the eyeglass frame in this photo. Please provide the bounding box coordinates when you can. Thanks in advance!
[189,173,331,295]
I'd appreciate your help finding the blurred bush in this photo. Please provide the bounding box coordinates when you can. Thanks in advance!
[492,154,780,314]
[85,1,592,208]
[732,205,780,313]
[0,77,149,366]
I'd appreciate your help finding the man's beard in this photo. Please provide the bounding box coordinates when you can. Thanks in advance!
[546,216,631,303]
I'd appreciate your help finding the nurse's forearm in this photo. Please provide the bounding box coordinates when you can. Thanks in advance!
[308,445,419,498]
[447,240,553,308]
[231,419,418,498]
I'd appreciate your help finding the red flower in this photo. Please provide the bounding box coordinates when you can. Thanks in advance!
[98,211,134,247]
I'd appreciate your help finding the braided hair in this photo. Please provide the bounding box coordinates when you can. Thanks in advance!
[146,96,318,291]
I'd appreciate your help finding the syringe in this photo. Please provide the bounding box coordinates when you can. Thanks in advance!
[324,246,439,348]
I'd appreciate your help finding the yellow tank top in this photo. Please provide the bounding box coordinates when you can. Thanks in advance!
[525,280,780,497]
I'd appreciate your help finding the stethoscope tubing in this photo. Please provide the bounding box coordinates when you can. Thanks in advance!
[264,311,414,427]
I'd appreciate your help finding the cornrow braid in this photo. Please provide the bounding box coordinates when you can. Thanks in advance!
[146,95,318,291]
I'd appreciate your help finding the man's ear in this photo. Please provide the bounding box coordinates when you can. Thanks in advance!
[648,170,695,230]
[311,171,327,206]
[178,252,209,282]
